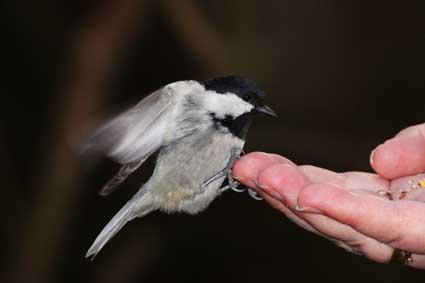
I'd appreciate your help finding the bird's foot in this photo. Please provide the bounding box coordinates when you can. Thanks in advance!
[203,147,261,200]
[225,147,244,192]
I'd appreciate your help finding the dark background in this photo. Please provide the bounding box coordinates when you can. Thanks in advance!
[2,1,425,283]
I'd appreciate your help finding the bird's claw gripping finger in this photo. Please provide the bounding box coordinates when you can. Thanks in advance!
[226,147,244,191]
[225,148,262,200]
[248,189,262,200]
[229,179,246,192]
[203,147,261,200]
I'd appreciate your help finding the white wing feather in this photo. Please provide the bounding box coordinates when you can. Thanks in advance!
[82,87,175,164]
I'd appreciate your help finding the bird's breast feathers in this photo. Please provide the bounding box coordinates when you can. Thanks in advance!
[150,128,244,213]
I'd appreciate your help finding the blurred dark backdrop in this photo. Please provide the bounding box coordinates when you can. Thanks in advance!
[1,1,425,283]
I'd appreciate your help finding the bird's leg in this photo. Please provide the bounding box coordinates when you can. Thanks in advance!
[203,171,226,187]
[226,148,262,200]
[227,147,262,200]
[203,148,262,200]
[202,147,242,189]
[248,188,262,200]
[225,147,244,192]
[219,185,229,193]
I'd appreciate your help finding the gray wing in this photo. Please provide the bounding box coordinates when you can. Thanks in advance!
[81,86,175,194]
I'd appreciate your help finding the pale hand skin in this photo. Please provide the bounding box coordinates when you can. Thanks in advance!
[232,123,425,269]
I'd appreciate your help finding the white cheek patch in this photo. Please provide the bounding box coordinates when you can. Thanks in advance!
[203,91,253,118]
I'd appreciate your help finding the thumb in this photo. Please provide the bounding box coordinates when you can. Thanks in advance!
[370,123,425,179]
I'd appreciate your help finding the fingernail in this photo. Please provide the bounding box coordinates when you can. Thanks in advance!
[295,205,321,214]
[233,176,246,182]
[369,148,376,166]
[403,129,422,138]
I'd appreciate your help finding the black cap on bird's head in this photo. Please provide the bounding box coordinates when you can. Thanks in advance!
[203,76,277,118]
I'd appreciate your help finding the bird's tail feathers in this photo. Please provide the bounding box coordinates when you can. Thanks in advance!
[86,192,153,260]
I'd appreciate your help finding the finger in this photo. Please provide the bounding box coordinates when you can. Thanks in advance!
[371,123,425,179]
[256,162,310,202]
[270,174,425,269]
[396,123,425,138]
[256,164,390,211]
[299,165,390,193]
[234,157,325,237]
[232,152,294,189]
[408,254,425,269]
[258,190,322,235]
[297,183,425,254]
[260,189,382,263]
[235,160,325,237]
[256,164,393,262]
[300,213,393,262]
[298,165,345,186]
[342,172,390,192]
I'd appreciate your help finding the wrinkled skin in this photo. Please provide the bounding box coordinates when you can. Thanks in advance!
[233,123,425,269]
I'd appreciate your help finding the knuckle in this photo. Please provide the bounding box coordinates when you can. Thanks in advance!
[296,185,318,206]
[385,204,408,247]
[247,151,271,161]
[257,163,285,187]
[333,239,364,256]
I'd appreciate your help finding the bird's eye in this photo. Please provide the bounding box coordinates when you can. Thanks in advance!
[242,93,252,101]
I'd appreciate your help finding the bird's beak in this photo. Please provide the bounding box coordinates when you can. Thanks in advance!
[255,105,278,118]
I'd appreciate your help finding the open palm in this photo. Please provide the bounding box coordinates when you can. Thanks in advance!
[233,123,425,269]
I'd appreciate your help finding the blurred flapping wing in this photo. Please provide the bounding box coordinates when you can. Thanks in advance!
[81,87,175,194]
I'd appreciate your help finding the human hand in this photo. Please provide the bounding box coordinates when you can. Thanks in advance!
[232,123,425,269]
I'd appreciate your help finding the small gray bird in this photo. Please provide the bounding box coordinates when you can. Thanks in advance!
[83,76,276,258]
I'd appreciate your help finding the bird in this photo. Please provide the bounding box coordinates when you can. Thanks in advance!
[82,76,277,259]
